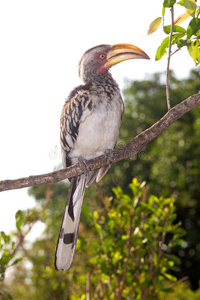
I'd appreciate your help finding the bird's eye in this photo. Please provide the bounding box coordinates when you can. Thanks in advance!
[99,53,106,60]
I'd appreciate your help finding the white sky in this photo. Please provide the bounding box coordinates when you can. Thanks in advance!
[0,0,198,236]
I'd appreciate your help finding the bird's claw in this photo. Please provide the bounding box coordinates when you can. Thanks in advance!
[78,157,89,173]
[104,149,113,164]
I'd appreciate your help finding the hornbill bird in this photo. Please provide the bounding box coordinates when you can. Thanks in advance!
[55,43,150,271]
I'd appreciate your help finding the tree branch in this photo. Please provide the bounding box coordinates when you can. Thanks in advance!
[0,93,200,193]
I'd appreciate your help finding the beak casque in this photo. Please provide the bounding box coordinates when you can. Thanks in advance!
[105,43,150,68]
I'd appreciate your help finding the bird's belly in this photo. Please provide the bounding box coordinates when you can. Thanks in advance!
[70,103,121,163]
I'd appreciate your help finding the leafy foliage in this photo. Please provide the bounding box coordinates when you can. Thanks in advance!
[148,0,200,65]
[87,178,185,299]
[0,179,189,299]
[0,231,22,299]
[0,229,24,281]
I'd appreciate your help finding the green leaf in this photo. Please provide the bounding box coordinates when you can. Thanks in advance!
[107,219,115,229]
[112,186,123,198]
[129,177,141,196]
[121,235,128,240]
[184,0,197,17]
[172,32,186,45]
[164,25,186,34]
[0,231,10,244]
[177,38,191,48]
[164,254,181,265]
[148,17,162,35]
[197,7,200,17]
[163,272,177,281]
[155,36,169,60]
[187,40,200,65]
[162,7,166,17]
[163,0,176,8]
[140,202,157,214]
[93,210,99,221]
[177,0,185,6]
[187,18,200,39]
[94,223,101,236]
[16,218,22,233]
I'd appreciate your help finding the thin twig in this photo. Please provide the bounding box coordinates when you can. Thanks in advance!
[169,275,188,289]
[171,48,180,56]
[166,5,175,110]
[86,272,91,300]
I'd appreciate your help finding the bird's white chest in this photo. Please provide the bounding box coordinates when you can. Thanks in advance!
[70,93,122,163]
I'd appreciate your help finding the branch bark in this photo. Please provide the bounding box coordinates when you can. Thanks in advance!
[0,93,200,193]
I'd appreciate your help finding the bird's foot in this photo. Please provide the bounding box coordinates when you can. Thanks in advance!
[78,156,89,173]
[104,149,114,164]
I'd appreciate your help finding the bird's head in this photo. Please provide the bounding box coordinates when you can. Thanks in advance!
[79,43,150,83]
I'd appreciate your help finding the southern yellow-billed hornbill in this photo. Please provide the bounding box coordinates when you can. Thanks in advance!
[55,43,149,271]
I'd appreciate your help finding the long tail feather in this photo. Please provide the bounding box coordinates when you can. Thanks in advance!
[55,174,86,271]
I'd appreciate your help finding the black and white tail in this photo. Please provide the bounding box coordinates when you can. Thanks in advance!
[55,174,86,271]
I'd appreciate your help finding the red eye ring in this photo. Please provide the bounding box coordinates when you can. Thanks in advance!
[99,53,106,60]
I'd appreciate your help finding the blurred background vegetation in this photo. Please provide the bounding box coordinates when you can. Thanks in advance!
[1,69,200,299]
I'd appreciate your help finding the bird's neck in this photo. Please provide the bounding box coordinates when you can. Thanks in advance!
[85,72,120,94]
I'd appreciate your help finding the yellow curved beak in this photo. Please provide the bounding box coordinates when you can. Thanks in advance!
[105,43,150,68]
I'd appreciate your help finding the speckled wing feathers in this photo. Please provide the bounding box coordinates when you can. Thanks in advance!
[60,84,93,168]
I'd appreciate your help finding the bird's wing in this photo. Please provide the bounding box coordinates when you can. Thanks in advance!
[55,174,86,271]
[60,84,93,168]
